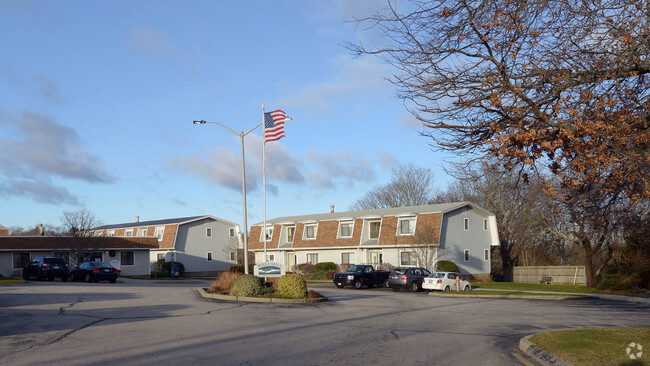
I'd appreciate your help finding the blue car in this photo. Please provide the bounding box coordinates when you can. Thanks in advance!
[70,261,120,283]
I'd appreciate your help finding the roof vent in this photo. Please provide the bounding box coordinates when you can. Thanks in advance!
[330,205,335,213]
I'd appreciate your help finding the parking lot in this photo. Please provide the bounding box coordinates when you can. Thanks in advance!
[1,278,649,365]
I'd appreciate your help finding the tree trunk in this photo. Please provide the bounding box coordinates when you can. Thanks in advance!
[583,240,596,287]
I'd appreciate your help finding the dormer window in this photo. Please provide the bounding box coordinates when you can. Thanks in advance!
[338,221,354,238]
[397,217,416,235]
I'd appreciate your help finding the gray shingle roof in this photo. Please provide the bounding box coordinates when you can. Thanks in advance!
[93,216,208,230]
[253,201,490,225]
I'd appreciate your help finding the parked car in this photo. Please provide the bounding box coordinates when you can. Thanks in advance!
[387,267,431,292]
[70,261,120,283]
[422,272,472,292]
[23,256,69,281]
[333,265,391,289]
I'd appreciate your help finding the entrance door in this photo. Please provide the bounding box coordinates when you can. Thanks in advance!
[286,252,296,271]
[369,250,382,266]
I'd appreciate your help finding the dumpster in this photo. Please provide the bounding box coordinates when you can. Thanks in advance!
[170,264,180,279]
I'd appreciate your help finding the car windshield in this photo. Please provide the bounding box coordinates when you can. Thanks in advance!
[429,273,446,278]
[346,265,364,273]
[391,269,407,275]
[96,262,114,268]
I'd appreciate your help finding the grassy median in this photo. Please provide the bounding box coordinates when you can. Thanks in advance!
[530,327,650,365]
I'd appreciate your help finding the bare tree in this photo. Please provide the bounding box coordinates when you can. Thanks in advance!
[59,209,102,265]
[351,163,435,210]
[348,0,649,286]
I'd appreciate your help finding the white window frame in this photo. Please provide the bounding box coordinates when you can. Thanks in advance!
[206,227,212,238]
[484,249,490,261]
[464,249,470,262]
[121,251,135,266]
[399,251,417,266]
[229,228,236,238]
[137,228,147,237]
[306,253,319,264]
[341,252,356,264]
[338,221,354,238]
[154,226,164,241]
[483,219,489,231]
[260,226,274,241]
[12,252,31,269]
[303,224,317,240]
[397,217,416,236]
[464,218,470,231]
[106,230,115,237]
[207,251,213,261]
[286,226,296,243]
[229,251,236,261]
[124,229,133,237]
[368,221,381,239]
[266,253,275,261]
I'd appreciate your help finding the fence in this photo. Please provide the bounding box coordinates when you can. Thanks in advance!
[505,265,586,285]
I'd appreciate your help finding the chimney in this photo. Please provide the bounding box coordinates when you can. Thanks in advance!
[330,205,335,213]
[136,216,139,223]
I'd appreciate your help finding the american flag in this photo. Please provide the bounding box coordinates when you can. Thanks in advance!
[264,109,288,143]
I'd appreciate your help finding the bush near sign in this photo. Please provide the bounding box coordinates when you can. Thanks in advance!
[254,262,285,277]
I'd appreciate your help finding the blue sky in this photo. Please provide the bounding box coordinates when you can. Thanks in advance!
[0,0,453,230]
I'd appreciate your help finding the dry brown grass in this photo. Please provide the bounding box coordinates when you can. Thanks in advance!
[209,271,239,294]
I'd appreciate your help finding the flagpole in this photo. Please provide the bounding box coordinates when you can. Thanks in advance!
[263,104,267,262]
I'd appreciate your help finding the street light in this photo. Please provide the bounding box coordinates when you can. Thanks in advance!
[192,119,262,274]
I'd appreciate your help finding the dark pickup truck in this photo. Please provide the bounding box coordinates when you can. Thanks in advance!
[333,265,391,289]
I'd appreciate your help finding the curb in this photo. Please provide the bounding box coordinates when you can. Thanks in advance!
[519,335,574,366]
[428,292,588,301]
[197,288,328,303]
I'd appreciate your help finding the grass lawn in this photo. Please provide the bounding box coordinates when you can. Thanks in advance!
[530,327,650,366]
[473,282,605,294]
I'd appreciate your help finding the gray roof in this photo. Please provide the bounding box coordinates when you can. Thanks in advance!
[93,215,235,230]
[253,201,492,226]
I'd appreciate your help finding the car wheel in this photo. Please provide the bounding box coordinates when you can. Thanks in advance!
[85,274,91,283]
[354,280,363,289]
[392,287,400,292]
[36,271,45,281]
[23,271,29,280]
[444,285,450,292]
[384,279,390,288]
[464,285,470,291]
[62,275,68,282]
[410,281,420,292]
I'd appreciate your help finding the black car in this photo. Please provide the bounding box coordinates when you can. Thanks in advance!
[70,261,119,283]
[387,267,431,292]
[23,256,69,281]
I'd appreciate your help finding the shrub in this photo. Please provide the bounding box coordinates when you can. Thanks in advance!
[294,263,314,274]
[229,264,255,274]
[325,271,337,280]
[436,260,459,273]
[277,274,308,299]
[161,261,185,276]
[230,274,263,296]
[210,271,239,294]
[314,262,337,273]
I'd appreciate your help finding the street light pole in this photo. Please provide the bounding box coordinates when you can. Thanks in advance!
[193,119,261,275]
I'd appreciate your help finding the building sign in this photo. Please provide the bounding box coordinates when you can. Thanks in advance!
[254,261,285,277]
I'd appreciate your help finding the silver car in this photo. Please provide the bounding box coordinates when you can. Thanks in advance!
[387,267,431,292]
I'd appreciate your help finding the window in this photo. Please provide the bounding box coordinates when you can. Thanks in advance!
[286,226,295,242]
[341,252,356,264]
[137,228,147,237]
[400,251,417,266]
[154,227,164,241]
[13,253,30,269]
[124,229,133,237]
[229,228,236,238]
[484,249,490,261]
[338,221,354,238]
[397,218,416,235]
[106,230,115,237]
[369,221,381,239]
[229,251,236,261]
[206,227,212,238]
[463,218,469,231]
[306,253,319,264]
[464,249,470,262]
[207,252,213,261]
[304,224,317,239]
[121,251,135,266]
[483,219,489,231]
[261,226,274,241]
[157,253,166,263]
[94,230,103,236]
[266,254,275,261]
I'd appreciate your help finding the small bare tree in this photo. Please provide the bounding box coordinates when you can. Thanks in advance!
[351,163,435,210]
[59,209,102,266]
